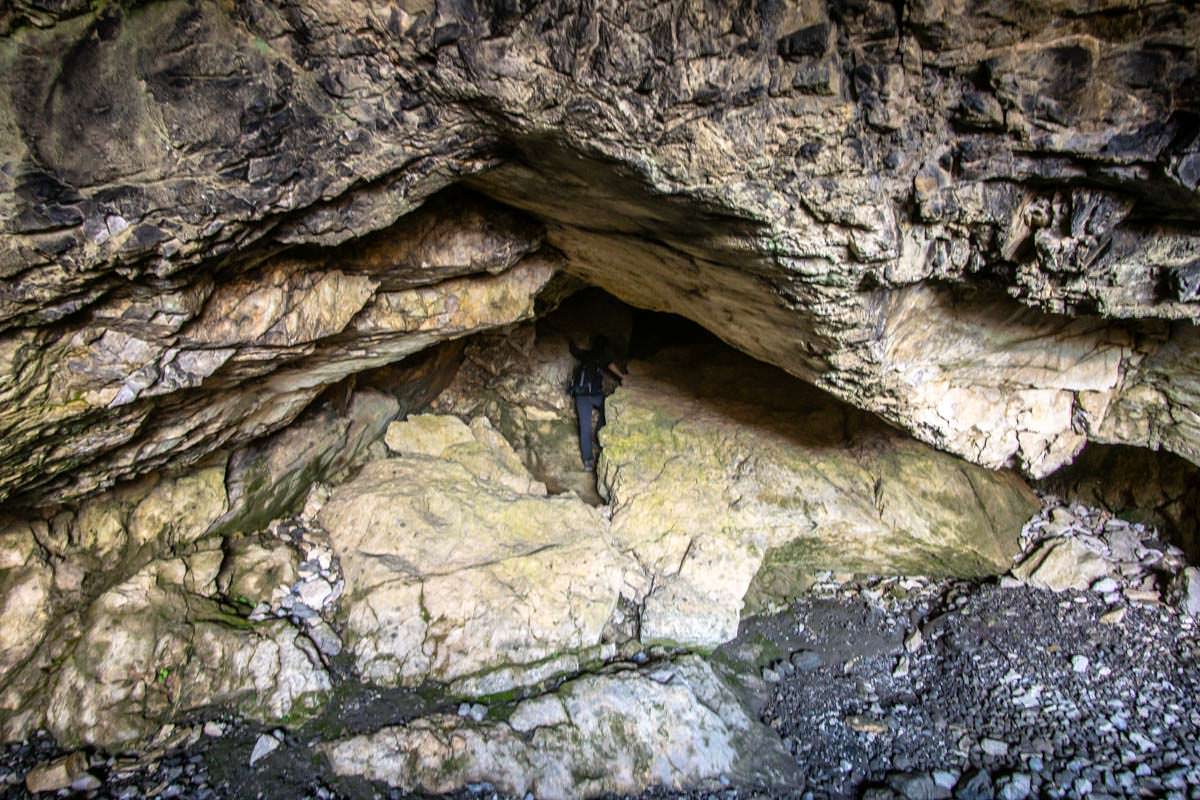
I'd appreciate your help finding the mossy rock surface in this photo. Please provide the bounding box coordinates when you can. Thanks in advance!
[602,344,1038,646]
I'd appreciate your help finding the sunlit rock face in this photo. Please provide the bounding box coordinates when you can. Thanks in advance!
[0,0,1197,511]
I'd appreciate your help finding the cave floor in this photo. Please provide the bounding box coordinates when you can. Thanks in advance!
[3,577,1198,800]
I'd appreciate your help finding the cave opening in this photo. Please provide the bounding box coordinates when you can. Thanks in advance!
[1038,442,1200,563]
[4,185,1200,800]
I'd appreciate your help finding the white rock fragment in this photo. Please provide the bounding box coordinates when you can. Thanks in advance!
[1012,538,1109,592]
[297,577,334,610]
[1176,567,1200,617]
[1129,731,1156,753]
[70,774,102,792]
[250,733,281,767]
[980,737,1009,756]
[1071,655,1089,674]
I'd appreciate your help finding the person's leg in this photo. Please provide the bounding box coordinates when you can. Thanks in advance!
[575,395,595,467]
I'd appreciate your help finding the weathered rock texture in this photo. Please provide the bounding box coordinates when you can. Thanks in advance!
[1,0,1198,512]
[321,656,799,799]
[0,186,554,505]
[1039,444,1200,560]
[0,387,399,747]
[601,345,1039,644]
[318,413,631,691]
[318,342,1035,691]
[431,289,636,504]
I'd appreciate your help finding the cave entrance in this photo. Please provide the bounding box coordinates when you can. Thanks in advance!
[427,285,727,505]
[1038,443,1200,563]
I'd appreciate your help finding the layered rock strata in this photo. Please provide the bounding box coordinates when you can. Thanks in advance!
[0,0,1198,512]
[0,190,554,506]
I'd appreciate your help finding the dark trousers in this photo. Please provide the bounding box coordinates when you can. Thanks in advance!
[575,394,605,466]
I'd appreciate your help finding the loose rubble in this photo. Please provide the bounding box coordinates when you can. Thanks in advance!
[1011,496,1196,615]
[741,503,1200,799]
[245,502,347,662]
[1,503,1198,800]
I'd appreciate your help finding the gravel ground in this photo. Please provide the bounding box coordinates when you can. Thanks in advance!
[749,581,1200,799]
[4,579,1199,800]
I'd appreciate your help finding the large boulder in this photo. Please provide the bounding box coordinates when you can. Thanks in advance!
[320,656,798,799]
[317,414,632,692]
[0,524,53,684]
[40,559,330,748]
[601,346,1039,646]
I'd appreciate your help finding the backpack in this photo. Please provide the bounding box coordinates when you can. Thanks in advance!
[570,361,605,396]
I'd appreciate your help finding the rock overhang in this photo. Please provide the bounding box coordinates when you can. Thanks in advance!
[2,0,1198,512]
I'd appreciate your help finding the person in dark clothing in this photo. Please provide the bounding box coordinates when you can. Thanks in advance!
[568,335,625,469]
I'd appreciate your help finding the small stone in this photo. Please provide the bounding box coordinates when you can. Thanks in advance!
[290,602,318,621]
[954,768,993,800]
[981,738,1009,757]
[890,771,950,800]
[202,721,225,737]
[790,650,822,672]
[905,629,924,654]
[24,752,88,793]
[1177,567,1200,617]
[1091,577,1119,594]
[70,773,102,791]
[1100,608,1126,625]
[306,620,343,657]
[1011,538,1109,592]
[1129,731,1156,753]
[995,772,1031,800]
[845,715,889,734]
[932,770,959,790]
[893,655,910,678]
[297,578,334,610]
[1071,655,1089,673]
[762,666,781,683]
[249,734,280,767]
[468,704,487,722]
[1125,589,1160,604]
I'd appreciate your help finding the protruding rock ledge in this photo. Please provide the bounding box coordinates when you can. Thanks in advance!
[319,656,800,799]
